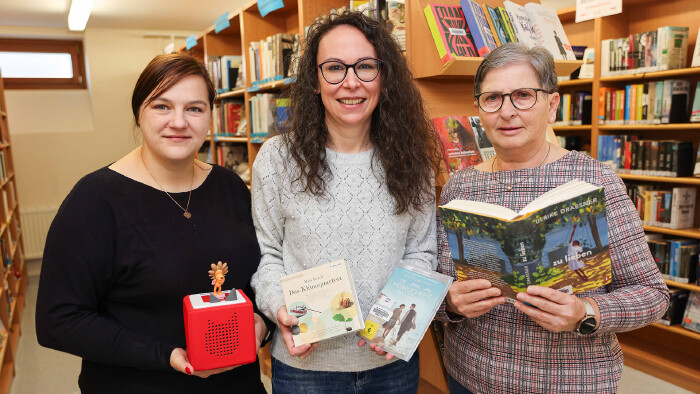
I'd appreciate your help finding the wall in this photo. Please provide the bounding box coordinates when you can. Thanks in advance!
[0,26,198,208]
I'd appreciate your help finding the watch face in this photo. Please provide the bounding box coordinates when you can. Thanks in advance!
[578,317,597,335]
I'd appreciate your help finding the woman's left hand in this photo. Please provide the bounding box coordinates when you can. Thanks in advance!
[357,339,395,360]
[513,286,587,332]
[253,313,268,354]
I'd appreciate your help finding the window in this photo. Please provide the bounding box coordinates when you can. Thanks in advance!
[0,38,87,89]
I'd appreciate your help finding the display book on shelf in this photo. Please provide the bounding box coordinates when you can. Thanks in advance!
[422,1,576,62]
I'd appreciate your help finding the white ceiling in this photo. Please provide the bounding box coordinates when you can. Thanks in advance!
[0,0,251,31]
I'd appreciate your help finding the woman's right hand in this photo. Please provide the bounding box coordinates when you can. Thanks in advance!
[277,306,318,359]
[446,279,506,318]
[170,347,235,378]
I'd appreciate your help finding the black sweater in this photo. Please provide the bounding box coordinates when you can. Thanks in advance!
[36,165,270,393]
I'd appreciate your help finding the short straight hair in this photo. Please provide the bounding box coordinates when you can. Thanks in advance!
[473,43,558,96]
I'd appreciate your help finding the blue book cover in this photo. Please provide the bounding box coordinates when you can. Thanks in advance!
[460,0,498,57]
[624,84,632,122]
[357,264,453,361]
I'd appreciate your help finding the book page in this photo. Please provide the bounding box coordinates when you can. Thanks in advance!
[441,199,518,220]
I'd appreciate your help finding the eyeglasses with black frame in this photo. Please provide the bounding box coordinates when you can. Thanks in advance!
[318,58,382,84]
[475,88,550,113]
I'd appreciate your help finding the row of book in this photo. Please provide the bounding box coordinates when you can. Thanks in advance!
[248,33,300,88]
[0,151,8,183]
[598,80,693,125]
[553,91,592,126]
[248,94,290,142]
[648,236,698,285]
[212,99,245,138]
[424,1,574,65]
[597,136,693,177]
[629,185,696,230]
[601,26,689,77]
[208,55,244,94]
[350,1,406,51]
[663,289,700,334]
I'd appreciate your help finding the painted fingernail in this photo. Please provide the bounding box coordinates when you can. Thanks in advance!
[185,367,192,375]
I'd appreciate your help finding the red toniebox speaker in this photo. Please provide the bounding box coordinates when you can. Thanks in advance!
[183,289,257,371]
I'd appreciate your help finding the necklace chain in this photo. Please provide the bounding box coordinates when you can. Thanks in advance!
[491,143,551,191]
[141,149,194,219]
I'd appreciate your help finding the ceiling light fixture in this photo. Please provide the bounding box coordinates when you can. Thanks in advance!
[67,0,96,31]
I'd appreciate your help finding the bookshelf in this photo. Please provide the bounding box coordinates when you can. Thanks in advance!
[0,72,28,394]
[557,0,700,391]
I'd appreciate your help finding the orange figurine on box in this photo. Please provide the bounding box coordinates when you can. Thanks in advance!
[208,261,228,295]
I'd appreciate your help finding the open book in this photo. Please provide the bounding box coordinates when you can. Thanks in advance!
[439,180,612,302]
[357,264,453,361]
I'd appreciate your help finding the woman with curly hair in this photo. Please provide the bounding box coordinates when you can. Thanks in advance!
[250,9,440,394]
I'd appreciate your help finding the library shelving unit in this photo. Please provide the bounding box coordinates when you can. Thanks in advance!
[0,72,28,394]
[405,0,580,392]
[558,0,700,391]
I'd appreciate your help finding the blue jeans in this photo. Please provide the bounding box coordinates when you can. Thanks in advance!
[447,374,474,394]
[271,354,419,394]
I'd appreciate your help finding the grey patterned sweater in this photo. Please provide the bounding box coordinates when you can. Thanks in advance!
[250,136,437,372]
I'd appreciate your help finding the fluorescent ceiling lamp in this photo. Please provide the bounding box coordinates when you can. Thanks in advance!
[68,0,96,31]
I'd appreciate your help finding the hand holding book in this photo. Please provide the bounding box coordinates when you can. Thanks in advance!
[276,306,318,359]
[445,278,506,318]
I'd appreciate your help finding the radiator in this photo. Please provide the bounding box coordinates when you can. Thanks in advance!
[19,206,58,259]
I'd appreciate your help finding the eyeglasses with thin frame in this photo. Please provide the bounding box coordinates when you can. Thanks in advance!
[318,58,382,84]
[475,88,550,113]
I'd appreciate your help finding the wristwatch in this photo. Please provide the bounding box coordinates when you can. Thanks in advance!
[574,299,597,335]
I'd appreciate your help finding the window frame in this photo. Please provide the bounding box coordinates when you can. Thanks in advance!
[0,38,87,89]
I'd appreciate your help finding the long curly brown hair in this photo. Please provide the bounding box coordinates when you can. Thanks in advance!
[283,10,440,214]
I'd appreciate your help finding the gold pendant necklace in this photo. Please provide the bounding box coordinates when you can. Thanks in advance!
[141,149,194,219]
[492,143,551,191]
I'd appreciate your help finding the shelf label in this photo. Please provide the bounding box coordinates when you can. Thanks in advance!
[258,0,284,18]
[185,35,198,50]
[575,0,622,23]
[215,12,231,33]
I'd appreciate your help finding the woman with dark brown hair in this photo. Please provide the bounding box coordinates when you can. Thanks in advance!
[36,53,273,393]
[250,10,440,393]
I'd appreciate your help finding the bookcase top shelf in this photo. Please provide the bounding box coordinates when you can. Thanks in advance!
[413,58,582,79]
[558,78,593,87]
[599,67,700,83]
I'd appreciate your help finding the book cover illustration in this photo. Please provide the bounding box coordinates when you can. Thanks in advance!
[460,0,498,57]
[439,181,612,301]
[432,116,483,174]
[423,4,478,65]
[682,291,700,333]
[524,3,575,60]
[483,4,509,46]
[468,116,495,161]
[357,264,453,361]
[280,259,364,346]
[503,0,539,49]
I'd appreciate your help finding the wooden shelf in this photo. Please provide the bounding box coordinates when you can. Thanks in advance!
[558,78,593,87]
[413,57,582,79]
[552,125,591,131]
[247,77,296,93]
[617,330,700,392]
[665,279,700,292]
[216,88,245,99]
[599,123,700,131]
[600,67,700,83]
[618,174,700,185]
[213,136,247,143]
[652,323,700,340]
[642,225,700,238]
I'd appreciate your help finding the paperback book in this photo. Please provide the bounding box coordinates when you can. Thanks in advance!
[432,115,483,174]
[682,291,700,333]
[439,180,612,301]
[423,4,478,65]
[280,259,364,346]
[468,116,495,161]
[357,264,453,361]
